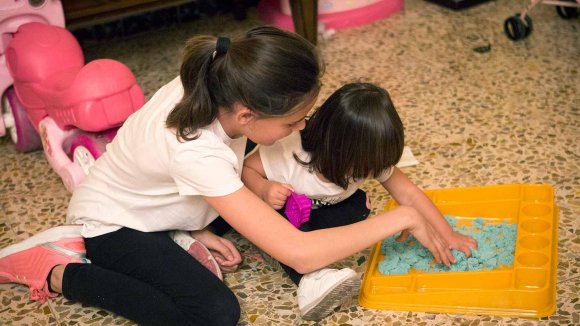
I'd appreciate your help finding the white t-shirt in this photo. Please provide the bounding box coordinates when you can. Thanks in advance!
[259,132,393,206]
[67,76,246,238]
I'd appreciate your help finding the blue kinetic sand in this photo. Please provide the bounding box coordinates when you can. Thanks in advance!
[379,216,517,275]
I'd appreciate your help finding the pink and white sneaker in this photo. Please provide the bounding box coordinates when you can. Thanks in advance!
[171,230,223,280]
[0,225,89,302]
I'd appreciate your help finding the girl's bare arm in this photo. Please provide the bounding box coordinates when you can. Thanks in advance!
[241,151,269,194]
[242,151,293,209]
[382,168,454,236]
[381,167,477,255]
[203,186,453,274]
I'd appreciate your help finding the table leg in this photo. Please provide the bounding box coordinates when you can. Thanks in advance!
[288,0,318,45]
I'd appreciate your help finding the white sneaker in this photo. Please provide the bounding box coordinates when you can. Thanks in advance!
[170,231,222,280]
[297,268,360,321]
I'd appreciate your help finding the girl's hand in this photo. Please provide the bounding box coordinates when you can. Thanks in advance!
[261,181,293,210]
[191,229,242,274]
[398,226,478,259]
[445,231,478,257]
[397,207,456,267]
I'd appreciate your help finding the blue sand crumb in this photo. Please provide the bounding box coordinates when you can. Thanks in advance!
[378,216,517,275]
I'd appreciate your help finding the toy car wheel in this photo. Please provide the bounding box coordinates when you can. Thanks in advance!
[69,134,107,175]
[556,4,579,19]
[504,13,533,41]
[2,87,42,152]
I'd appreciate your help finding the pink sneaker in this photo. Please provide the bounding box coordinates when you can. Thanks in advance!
[0,225,88,302]
[171,231,223,280]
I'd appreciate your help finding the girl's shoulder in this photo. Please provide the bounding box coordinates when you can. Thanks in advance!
[374,166,395,183]
[147,76,183,107]
[259,131,304,157]
[175,121,232,152]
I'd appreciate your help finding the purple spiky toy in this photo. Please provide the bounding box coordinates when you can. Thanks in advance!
[284,192,312,228]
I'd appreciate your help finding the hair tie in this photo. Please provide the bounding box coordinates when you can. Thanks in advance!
[212,37,230,60]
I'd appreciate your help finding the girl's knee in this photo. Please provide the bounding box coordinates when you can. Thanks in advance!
[205,289,240,325]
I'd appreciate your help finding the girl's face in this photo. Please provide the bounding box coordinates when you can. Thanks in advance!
[247,99,315,145]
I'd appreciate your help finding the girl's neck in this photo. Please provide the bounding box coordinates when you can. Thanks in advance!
[217,108,242,139]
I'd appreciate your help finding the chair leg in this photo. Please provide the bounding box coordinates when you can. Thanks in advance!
[289,0,318,45]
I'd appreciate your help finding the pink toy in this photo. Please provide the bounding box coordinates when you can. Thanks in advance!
[0,1,144,192]
[0,0,64,143]
[284,192,312,228]
[280,0,385,15]
[258,0,404,32]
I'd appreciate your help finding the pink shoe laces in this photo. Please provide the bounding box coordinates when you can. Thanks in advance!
[30,283,58,302]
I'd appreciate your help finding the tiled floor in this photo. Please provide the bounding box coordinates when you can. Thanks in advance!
[1,0,578,325]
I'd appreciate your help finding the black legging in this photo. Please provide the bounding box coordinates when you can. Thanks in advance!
[62,228,240,326]
[213,188,371,285]
[281,188,370,284]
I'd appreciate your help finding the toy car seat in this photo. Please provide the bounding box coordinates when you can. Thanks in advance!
[6,22,143,133]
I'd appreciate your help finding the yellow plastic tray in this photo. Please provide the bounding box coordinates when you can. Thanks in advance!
[359,184,558,318]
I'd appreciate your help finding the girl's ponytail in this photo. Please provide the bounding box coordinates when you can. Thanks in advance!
[166,35,217,141]
[167,26,321,142]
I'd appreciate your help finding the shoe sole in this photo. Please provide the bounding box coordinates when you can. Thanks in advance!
[187,240,223,280]
[0,225,83,259]
[301,275,361,321]
[171,231,224,280]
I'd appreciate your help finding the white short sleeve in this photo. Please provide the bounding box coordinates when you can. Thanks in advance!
[259,140,295,185]
[375,167,394,183]
[171,139,244,197]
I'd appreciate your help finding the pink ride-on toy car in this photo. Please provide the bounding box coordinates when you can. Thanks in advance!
[0,0,64,150]
[0,1,144,192]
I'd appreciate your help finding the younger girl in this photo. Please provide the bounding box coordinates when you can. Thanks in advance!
[0,30,457,325]
[242,83,478,320]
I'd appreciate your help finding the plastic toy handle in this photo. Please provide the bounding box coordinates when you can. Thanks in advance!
[284,192,312,228]
[59,162,85,193]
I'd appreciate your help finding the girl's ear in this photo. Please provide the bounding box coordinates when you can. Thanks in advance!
[234,102,255,125]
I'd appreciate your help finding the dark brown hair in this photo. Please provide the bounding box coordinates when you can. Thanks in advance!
[297,83,404,189]
[166,26,321,141]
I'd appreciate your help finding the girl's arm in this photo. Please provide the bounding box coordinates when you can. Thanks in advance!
[241,151,269,193]
[203,186,455,274]
[242,151,293,209]
[381,167,477,256]
[190,228,242,273]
